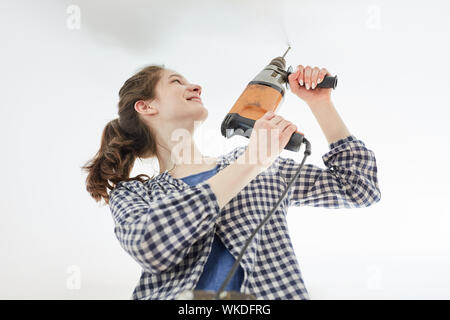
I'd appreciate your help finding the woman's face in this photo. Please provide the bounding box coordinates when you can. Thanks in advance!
[148,68,207,124]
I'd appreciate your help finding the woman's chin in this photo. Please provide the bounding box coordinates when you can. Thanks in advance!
[183,102,208,121]
[194,105,208,121]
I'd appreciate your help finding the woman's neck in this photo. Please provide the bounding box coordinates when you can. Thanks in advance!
[167,156,218,179]
[158,141,217,177]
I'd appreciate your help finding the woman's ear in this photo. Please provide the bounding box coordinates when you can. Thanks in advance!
[134,100,158,115]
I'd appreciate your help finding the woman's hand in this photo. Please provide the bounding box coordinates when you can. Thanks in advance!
[288,65,333,105]
[245,111,297,171]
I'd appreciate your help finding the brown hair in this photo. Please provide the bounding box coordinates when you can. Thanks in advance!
[81,64,166,205]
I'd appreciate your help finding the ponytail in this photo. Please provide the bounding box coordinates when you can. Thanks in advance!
[81,64,164,205]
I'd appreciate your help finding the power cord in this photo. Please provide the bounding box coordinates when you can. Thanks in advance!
[214,138,312,299]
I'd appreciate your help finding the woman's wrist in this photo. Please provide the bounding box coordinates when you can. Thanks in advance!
[236,148,266,175]
[307,97,333,109]
[307,99,352,145]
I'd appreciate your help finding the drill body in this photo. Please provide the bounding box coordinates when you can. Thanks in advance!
[220,50,337,152]
[220,55,304,152]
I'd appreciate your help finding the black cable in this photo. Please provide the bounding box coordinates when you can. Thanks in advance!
[214,137,312,299]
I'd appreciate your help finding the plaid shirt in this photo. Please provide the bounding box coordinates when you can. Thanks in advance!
[108,134,381,300]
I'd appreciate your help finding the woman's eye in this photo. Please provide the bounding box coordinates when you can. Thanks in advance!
[173,79,182,84]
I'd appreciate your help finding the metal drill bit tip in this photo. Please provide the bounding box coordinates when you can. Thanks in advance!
[282,46,291,59]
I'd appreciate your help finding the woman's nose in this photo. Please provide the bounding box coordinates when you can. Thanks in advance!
[191,84,202,96]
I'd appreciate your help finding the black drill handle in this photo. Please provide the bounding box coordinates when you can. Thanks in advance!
[221,113,304,152]
[286,67,338,90]
[317,75,338,89]
[285,132,304,152]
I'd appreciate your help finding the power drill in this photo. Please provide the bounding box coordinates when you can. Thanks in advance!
[220,46,337,152]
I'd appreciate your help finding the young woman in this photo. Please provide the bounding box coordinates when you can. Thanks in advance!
[82,64,381,300]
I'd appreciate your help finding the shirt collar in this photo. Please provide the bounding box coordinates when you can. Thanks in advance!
[151,152,234,188]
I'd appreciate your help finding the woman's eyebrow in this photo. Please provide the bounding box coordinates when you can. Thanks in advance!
[168,73,185,80]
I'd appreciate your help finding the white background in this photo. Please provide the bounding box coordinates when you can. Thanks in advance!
[1,0,449,299]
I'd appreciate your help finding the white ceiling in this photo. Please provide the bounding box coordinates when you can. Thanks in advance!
[1,0,449,299]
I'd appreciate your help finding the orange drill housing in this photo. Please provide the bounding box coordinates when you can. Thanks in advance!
[221,55,305,152]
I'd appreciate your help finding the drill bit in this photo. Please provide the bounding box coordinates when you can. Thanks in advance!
[281,46,291,59]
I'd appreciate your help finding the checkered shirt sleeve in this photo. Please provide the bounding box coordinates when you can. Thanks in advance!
[277,134,381,208]
[108,180,221,274]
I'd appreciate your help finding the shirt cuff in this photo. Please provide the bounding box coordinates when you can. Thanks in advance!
[328,134,358,150]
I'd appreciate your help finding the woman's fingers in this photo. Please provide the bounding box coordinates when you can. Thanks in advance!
[264,111,275,120]
[280,123,297,150]
[265,114,294,136]
[293,65,330,89]
[297,65,304,86]
[290,64,332,94]
[276,119,292,132]
[275,119,295,150]
[317,67,328,84]
[269,114,284,125]
[311,67,320,89]
[254,114,293,160]
[304,66,312,90]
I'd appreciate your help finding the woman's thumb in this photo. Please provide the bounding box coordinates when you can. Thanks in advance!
[289,67,299,79]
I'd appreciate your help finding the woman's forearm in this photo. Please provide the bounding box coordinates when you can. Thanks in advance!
[307,99,352,145]
[206,149,262,210]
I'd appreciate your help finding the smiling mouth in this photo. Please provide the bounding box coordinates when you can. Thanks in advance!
[187,97,202,103]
